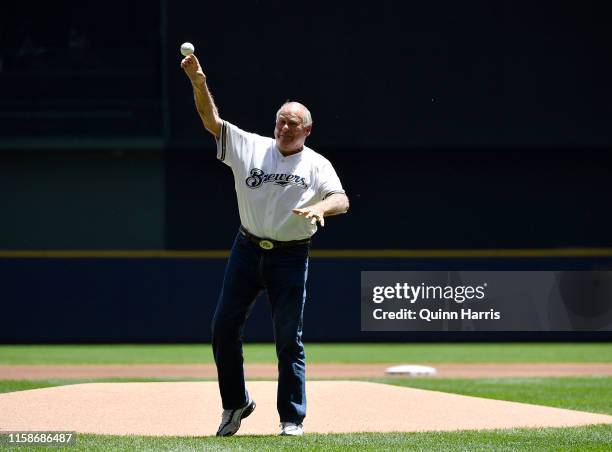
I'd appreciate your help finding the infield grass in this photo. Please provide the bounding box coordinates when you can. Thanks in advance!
[0,342,610,364]
[2,425,612,451]
[373,376,612,415]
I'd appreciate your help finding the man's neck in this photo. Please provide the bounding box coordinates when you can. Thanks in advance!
[278,145,304,157]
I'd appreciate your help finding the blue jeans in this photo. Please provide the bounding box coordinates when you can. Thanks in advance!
[211,230,309,423]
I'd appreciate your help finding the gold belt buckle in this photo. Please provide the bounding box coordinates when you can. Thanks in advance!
[259,240,274,250]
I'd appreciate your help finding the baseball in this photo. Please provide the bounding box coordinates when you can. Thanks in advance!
[180,42,195,57]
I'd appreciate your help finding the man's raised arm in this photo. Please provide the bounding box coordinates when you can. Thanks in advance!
[180,54,222,139]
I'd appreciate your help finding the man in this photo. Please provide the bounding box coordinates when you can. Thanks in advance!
[181,53,349,437]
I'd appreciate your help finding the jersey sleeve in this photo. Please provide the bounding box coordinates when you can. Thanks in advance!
[215,120,254,167]
[317,158,346,200]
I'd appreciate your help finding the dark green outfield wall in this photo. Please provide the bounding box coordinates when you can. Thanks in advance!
[1,148,611,342]
[1,256,611,343]
[0,151,164,250]
[2,148,612,251]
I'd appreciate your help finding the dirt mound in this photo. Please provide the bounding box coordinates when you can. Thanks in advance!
[1,381,610,436]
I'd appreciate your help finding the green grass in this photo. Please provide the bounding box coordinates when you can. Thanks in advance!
[2,425,612,451]
[375,376,612,415]
[0,380,62,393]
[0,342,610,364]
[0,378,187,394]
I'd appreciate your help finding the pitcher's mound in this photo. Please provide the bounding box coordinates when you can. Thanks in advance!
[1,381,610,436]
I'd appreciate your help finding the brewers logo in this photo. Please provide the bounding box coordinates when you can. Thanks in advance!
[245,168,308,190]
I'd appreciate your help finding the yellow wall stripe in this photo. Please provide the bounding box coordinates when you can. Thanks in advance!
[1,248,612,259]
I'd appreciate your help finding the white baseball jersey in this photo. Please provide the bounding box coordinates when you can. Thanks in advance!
[216,120,345,241]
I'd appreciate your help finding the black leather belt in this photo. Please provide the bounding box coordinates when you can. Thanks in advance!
[239,226,311,250]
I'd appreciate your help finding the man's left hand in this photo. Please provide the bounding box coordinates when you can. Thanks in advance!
[292,206,325,227]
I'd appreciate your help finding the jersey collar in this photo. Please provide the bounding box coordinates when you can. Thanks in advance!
[275,144,305,161]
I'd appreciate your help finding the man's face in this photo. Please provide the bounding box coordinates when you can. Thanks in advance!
[274,106,311,154]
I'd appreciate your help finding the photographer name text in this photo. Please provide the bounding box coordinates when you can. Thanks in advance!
[371,282,502,321]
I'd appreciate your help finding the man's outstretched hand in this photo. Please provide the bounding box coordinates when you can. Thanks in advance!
[181,54,206,86]
[292,206,325,227]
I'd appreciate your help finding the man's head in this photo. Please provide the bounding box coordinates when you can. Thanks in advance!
[274,101,312,155]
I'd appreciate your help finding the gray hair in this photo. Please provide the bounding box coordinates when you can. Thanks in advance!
[276,101,313,127]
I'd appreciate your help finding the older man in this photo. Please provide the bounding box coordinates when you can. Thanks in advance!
[181,53,349,436]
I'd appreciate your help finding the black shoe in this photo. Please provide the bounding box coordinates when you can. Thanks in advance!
[216,398,256,437]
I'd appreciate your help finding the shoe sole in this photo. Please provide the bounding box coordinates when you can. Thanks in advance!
[241,400,256,421]
[217,400,256,437]
[280,428,304,436]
